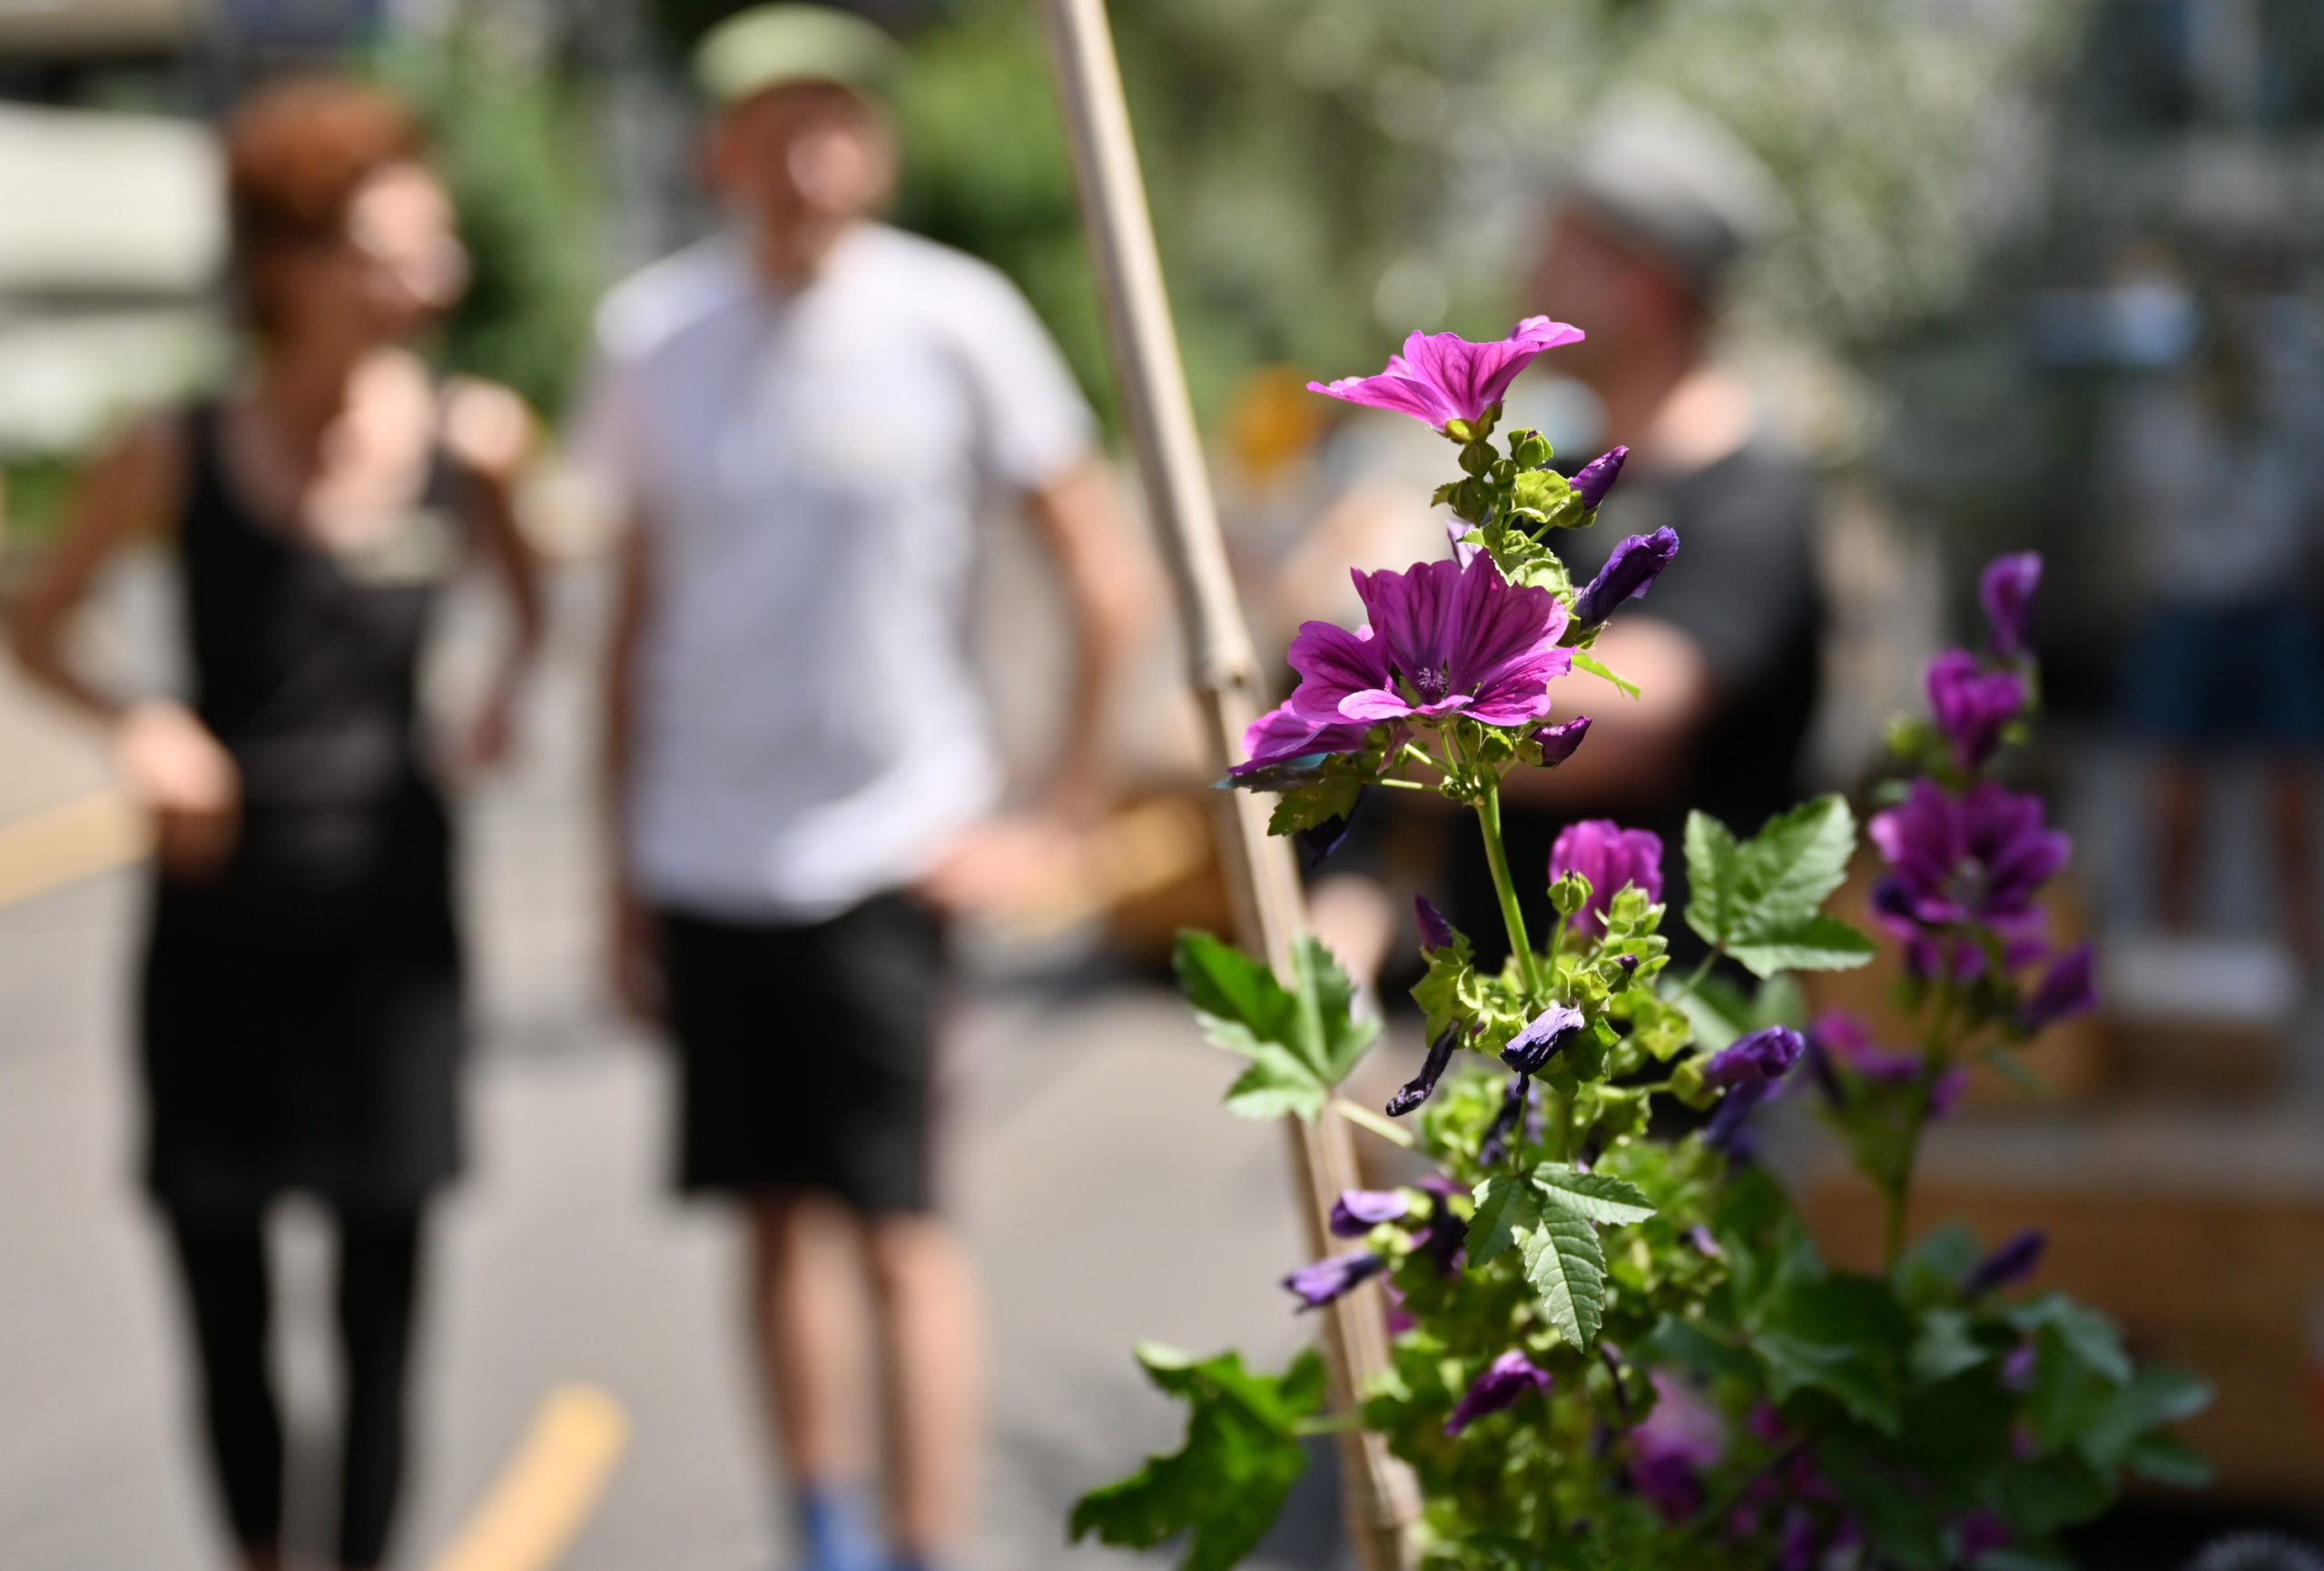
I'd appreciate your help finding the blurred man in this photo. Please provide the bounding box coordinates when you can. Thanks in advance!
[1450,94,1823,963]
[573,8,1138,1569]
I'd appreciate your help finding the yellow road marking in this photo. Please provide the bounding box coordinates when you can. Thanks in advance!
[0,790,148,910]
[426,1385,630,1571]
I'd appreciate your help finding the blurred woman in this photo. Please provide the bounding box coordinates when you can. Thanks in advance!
[7,78,540,1571]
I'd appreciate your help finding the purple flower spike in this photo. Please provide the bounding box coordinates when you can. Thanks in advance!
[1869,779,2069,933]
[1704,1078,1776,1160]
[1282,1250,1385,1311]
[1533,714,1591,765]
[1980,552,2042,659]
[1550,819,1665,938]
[1572,526,1681,628]
[1444,1350,1553,1436]
[1414,894,1455,952]
[1329,1189,1411,1238]
[1702,1025,1807,1088]
[1387,1023,1461,1118]
[1929,1063,1972,1120]
[1502,1004,1586,1077]
[2020,943,2097,1034]
[1963,1228,2046,1295]
[1571,445,1630,509]
[1308,317,1587,432]
[1925,649,2025,769]
[1815,1012,1919,1086]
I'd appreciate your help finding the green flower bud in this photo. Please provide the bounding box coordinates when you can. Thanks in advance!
[1443,418,1475,444]
[1513,430,1553,469]
[1550,870,1592,919]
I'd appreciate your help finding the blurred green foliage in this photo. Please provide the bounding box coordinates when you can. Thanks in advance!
[369,34,606,419]
[879,0,2081,432]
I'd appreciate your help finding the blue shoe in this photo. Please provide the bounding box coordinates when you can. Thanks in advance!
[793,1486,884,1571]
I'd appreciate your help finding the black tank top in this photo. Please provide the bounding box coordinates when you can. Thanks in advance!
[162,402,465,945]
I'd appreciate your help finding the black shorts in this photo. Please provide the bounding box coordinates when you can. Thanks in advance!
[660,893,945,1214]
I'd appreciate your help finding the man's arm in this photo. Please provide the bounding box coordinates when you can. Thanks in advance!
[602,518,661,1018]
[1019,453,1148,817]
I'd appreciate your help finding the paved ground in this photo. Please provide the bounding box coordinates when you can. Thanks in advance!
[0,559,1374,1571]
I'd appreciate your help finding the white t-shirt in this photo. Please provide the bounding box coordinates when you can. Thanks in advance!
[574,223,1095,920]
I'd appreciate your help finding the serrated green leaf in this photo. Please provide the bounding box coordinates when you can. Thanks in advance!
[1221,1047,1329,1122]
[1532,1165,1656,1226]
[1175,931,1298,1049]
[1727,914,1878,978]
[1730,795,1858,938]
[2124,1428,2214,1487]
[1684,811,1744,950]
[1466,1171,1541,1266]
[2080,1365,2212,1467]
[1571,647,1641,699]
[1265,776,1362,838]
[1991,1449,2115,1534]
[1291,933,1379,1088]
[1070,1345,1323,1571]
[1521,1205,1609,1347]
[2008,1294,2132,1385]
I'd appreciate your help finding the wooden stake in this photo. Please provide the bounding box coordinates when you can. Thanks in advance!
[1033,2,1419,1565]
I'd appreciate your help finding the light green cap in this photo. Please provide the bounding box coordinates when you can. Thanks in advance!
[694,4,901,106]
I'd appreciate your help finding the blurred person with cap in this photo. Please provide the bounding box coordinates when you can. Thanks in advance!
[7,77,541,1571]
[1447,92,1822,966]
[571,7,1139,1570]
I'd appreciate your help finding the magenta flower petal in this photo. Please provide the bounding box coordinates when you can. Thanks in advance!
[1868,779,2067,930]
[1571,445,1630,510]
[2019,943,2096,1033]
[1307,318,1586,431]
[1925,649,2025,769]
[1549,819,1665,938]
[1328,1189,1412,1238]
[1285,619,1391,722]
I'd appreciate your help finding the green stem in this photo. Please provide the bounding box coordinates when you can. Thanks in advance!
[1665,948,1718,1006]
[1476,780,1545,1003]
[1333,1097,1416,1149]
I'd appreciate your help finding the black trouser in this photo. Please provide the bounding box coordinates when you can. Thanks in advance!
[165,1206,425,1570]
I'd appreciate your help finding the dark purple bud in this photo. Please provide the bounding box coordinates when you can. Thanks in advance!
[1746,1402,1789,1446]
[1925,649,2025,769]
[1415,1183,1467,1276]
[1954,1510,2014,1560]
[1282,1250,1385,1311]
[2018,943,2096,1034]
[1443,1350,1552,1435]
[1778,1509,1822,1571]
[1962,1228,2045,1295]
[1383,1281,1415,1334]
[1531,714,1592,766]
[1704,1078,1776,1160]
[1979,552,2042,660]
[1501,1004,1586,1077]
[1414,894,1455,952]
[1572,525,1679,628]
[1701,1025,1806,1088]
[1685,1224,1723,1260]
[1329,1189,1411,1238]
[1478,1073,1533,1166]
[1386,1023,1461,1117]
[1571,445,1629,509]
[2001,1342,2036,1391]
[1295,808,1357,865]
[1802,1035,1845,1106]
[1928,1064,1971,1120]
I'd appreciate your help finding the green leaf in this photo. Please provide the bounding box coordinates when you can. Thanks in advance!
[2080,1365,2213,1467]
[1753,1275,1911,1433]
[1726,914,1878,978]
[1684,811,1744,950]
[2124,1429,2214,1488]
[1176,931,1298,1052]
[1173,929,1376,1125]
[1290,934,1379,1088]
[1521,1205,1610,1347]
[1466,1171,1542,1267]
[1640,1315,1762,1387]
[1571,647,1640,698]
[1991,1449,2115,1534]
[1532,1165,1657,1226]
[1908,1308,1990,1387]
[1265,776,1362,837]
[2007,1294,2132,1385]
[1220,1046,1329,1122]
[1069,1344,1323,1571]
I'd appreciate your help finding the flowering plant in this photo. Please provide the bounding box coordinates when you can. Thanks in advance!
[1072,325,2208,1570]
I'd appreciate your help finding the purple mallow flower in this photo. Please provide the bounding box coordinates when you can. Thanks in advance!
[1963,1228,2045,1295]
[1571,446,1630,509]
[1813,1013,1918,1086]
[1414,894,1455,952]
[2019,943,2096,1034]
[1572,526,1680,629]
[1329,1189,1411,1238]
[1229,704,1380,780]
[1237,556,1574,776]
[1308,317,1586,432]
[1925,649,2025,770]
[1387,1023,1461,1117]
[1533,714,1591,765]
[1868,779,2068,963]
[1702,1025,1806,1088]
[1282,1250,1385,1311]
[1444,1350,1554,1436]
[1502,1004,1586,1077]
[1980,552,2042,660]
[1627,1370,1725,1523]
[1550,819,1664,939]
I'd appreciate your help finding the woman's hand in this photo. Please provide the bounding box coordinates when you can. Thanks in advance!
[116,699,241,880]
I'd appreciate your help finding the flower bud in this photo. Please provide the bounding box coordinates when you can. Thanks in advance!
[1501,1004,1584,1077]
[1328,1189,1411,1238]
[1387,1023,1461,1117]
[1979,551,2042,659]
[1701,1025,1806,1088]
[1571,445,1629,509]
[1281,1250,1385,1311]
[1413,894,1456,952]
[1572,525,1679,628]
[1444,1351,1553,1435]
[1533,715,1591,765]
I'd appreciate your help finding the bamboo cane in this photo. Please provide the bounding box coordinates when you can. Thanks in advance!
[1033,2,1419,1565]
